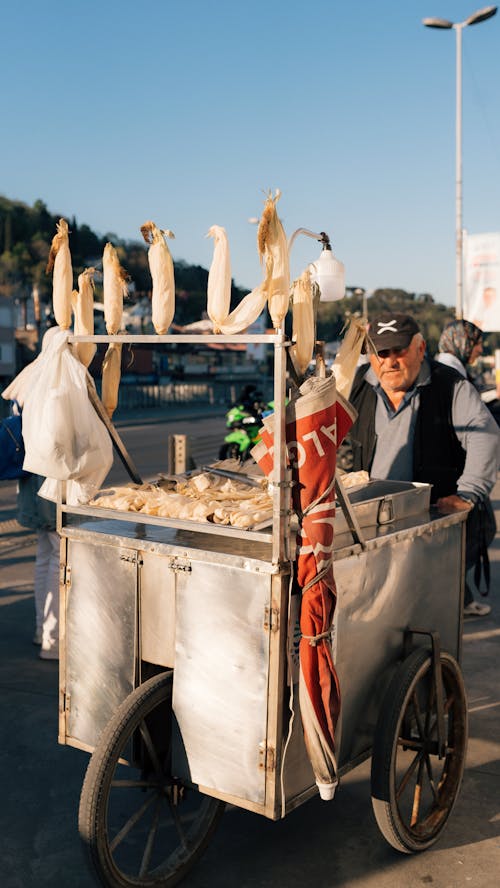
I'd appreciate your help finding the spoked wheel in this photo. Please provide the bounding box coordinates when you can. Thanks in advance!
[79,672,225,888]
[371,648,468,853]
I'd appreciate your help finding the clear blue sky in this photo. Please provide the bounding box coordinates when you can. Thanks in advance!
[2,0,499,306]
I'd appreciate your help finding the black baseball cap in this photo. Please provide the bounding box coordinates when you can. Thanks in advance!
[368,312,420,352]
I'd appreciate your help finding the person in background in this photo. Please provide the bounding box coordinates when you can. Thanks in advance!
[2,326,61,659]
[17,474,59,659]
[436,319,483,385]
[345,312,499,618]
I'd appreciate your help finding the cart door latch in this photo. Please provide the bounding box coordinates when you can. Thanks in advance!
[119,552,143,565]
[377,497,394,524]
[169,558,192,573]
[264,606,280,633]
[259,742,276,772]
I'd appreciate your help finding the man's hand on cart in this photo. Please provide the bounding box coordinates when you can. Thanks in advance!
[436,494,473,514]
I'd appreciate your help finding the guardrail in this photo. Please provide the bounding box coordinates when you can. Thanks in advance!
[101,377,274,411]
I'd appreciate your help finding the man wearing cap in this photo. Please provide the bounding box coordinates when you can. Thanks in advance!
[345,312,499,617]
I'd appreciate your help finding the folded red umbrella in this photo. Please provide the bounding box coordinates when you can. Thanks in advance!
[252,376,355,799]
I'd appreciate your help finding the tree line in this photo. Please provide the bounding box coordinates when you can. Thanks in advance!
[0,195,246,326]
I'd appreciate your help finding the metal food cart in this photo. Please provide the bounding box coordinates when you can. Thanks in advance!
[58,330,469,888]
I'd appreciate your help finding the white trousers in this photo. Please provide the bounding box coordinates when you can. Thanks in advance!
[34,530,60,655]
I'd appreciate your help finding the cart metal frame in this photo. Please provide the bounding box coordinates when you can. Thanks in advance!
[57,330,469,886]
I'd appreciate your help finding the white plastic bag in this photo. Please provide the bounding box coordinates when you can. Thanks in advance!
[22,330,113,499]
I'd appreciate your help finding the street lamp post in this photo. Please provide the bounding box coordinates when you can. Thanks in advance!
[423,5,497,319]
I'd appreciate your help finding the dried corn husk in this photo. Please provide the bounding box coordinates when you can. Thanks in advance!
[46,218,73,330]
[290,268,315,376]
[103,243,128,335]
[206,225,232,333]
[72,268,96,367]
[101,342,122,418]
[257,189,290,329]
[218,284,267,335]
[140,221,175,335]
[331,316,368,400]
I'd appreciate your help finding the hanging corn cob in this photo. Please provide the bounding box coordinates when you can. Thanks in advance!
[257,189,290,329]
[140,221,175,335]
[72,268,96,368]
[290,269,315,377]
[331,316,368,400]
[217,284,268,334]
[205,224,267,333]
[101,342,122,418]
[103,243,128,335]
[46,218,73,330]
[206,225,231,333]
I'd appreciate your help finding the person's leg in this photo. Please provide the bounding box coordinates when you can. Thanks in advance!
[33,531,51,643]
[464,508,491,616]
[40,531,60,659]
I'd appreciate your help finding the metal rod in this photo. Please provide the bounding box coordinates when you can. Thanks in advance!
[334,471,366,549]
[85,375,143,485]
[455,23,464,319]
[69,333,280,345]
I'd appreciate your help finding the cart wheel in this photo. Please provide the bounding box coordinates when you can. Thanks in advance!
[371,647,467,854]
[79,671,225,888]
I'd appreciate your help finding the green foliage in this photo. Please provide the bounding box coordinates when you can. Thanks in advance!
[316,287,500,355]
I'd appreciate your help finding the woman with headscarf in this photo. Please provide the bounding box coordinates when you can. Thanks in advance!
[436,319,483,384]
[437,318,495,617]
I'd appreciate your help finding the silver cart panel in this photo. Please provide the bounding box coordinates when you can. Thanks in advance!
[59,481,466,818]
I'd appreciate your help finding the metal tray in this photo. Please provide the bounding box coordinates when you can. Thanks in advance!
[334,479,431,535]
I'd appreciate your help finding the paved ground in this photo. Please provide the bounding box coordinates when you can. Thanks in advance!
[0,472,499,887]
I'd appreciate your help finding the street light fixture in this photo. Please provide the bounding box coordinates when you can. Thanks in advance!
[423,5,497,319]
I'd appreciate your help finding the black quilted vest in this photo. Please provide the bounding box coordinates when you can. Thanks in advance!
[347,360,466,503]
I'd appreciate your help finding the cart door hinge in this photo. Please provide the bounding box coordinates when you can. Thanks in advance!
[61,690,71,715]
[60,564,72,588]
[264,606,279,633]
[169,558,192,573]
[259,742,276,772]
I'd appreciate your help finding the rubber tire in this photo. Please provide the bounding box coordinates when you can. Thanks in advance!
[78,671,225,887]
[218,443,243,461]
[371,648,467,854]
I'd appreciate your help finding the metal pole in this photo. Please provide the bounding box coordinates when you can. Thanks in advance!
[455,24,463,319]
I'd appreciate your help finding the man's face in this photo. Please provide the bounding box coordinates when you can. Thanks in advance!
[369,334,426,395]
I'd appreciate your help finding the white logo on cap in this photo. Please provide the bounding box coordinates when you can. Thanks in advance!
[377,320,398,335]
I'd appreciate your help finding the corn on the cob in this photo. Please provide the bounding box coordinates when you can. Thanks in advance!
[257,189,290,329]
[140,221,175,335]
[206,225,231,333]
[46,218,73,330]
[103,243,128,335]
[290,269,315,376]
[331,316,368,400]
[72,268,96,367]
[218,285,268,334]
[101,342,122,418]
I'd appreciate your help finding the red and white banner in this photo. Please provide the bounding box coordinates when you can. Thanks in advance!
[463,232,500,332]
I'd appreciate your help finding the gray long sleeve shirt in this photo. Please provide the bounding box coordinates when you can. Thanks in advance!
[365,358,500,500]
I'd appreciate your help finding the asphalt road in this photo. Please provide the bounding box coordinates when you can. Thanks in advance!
[1,421,499,888]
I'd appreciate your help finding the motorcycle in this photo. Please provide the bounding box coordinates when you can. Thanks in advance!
[218,386,272,462]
